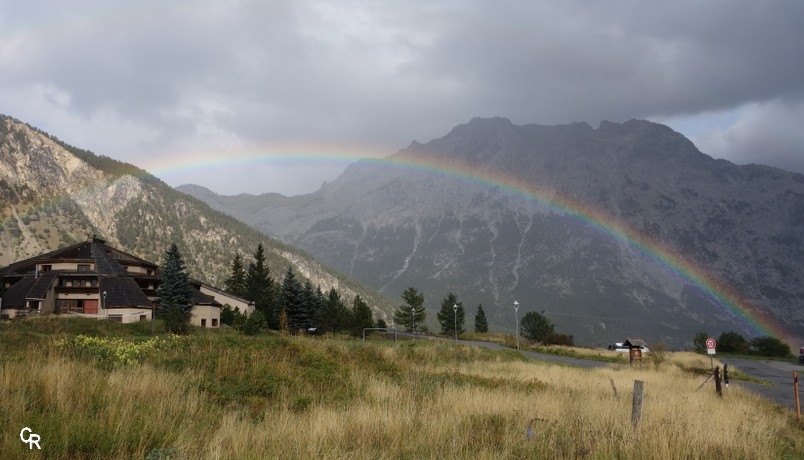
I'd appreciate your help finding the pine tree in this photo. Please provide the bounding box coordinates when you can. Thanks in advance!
[437,292,465,337]
[303,280,323,331]
[158,243,193,334]
[245,243,277,328]
[474,304,488,333]
[320,288,351,333]
[393,287,426,333]
[351,295,374,337]
[224,253,247,297]
[280,266,308,333]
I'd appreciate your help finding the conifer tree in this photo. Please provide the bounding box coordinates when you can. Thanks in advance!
[280,266,308,332]
[303,280,323,331]
[224,253,247,297]
[158,243,193,334]
[351,295,374,337]
[437,292,464,336]
[393,287,426,333]
[245,243,277,328]
[320,288,351,333]
[474,304,489,333]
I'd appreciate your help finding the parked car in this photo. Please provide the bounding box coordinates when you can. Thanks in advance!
[608,343,649,353]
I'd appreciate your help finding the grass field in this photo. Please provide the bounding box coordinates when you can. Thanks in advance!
[1,317,802,459]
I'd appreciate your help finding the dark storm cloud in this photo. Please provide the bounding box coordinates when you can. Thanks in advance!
[1,0,802,194]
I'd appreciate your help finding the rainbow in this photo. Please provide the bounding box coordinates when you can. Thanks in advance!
[2,138,792,341]
[140,143,794,341]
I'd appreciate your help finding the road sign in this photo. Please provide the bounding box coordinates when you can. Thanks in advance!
[705,338,716,349]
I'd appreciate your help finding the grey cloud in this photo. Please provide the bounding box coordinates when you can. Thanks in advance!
[1,0,803,194]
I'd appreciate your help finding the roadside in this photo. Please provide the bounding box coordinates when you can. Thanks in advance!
[719,357,803,411]
[456,337,801,411]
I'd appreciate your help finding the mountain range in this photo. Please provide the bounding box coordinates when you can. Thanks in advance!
[0,115,396,317]
[180,118,804,348]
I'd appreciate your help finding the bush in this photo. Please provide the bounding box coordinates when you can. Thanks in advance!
[56,335,187,368]
[749,336,792,358]
[717,331,749,354]
[545,332,574,346]
[221,304,245,327]
[240,310,267,336]
[520,311,555,344]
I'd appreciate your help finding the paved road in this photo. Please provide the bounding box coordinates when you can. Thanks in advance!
[460,339,802,410]
[461,340,610,368]
[719,357,803,411]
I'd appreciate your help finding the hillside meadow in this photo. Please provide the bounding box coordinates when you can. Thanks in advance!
[1,317,801,459]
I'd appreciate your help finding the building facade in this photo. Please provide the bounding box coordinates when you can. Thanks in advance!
[0,236,252,327]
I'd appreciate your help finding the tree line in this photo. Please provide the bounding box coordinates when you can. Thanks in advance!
[220,243,375,336]
[693,330,793,358]
[165,241,574,345]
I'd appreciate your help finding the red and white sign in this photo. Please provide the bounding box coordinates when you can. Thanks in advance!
[705,338,716,349]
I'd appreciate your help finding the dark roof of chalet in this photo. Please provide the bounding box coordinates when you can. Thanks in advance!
[0,236,155,277]
[91,242,128,276]
[1,277,36,308]
[191,288,221,307]
[190,279,253,305]
[623,337,649,348]
[27,271,59,300]
[99,278,153,308]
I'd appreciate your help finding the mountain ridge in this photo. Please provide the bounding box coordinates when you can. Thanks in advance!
[180,117,804,347]
[0,114,396,320]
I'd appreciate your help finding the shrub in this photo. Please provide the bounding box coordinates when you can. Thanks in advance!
[56,335,187,368]
[240,310,267,335]
[749,336,792,358]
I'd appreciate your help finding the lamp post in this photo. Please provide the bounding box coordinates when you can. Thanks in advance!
[513,300,520,350]
[411,306,415,336]
[453,304,458,342]
[102,290,107,320]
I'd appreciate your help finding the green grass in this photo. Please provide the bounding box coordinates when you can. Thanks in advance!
[1,316,802,459]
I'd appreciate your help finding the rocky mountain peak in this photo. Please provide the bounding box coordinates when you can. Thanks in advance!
[183,118,804,347]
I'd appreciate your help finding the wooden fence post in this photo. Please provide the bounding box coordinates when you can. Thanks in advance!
[631,380,645,427]
[714,366,722,397]
[794,372,800,423]
[610,378,619,399]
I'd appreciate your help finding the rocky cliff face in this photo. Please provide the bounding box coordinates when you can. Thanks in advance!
[0,115,395,316]
[181,118,804,347]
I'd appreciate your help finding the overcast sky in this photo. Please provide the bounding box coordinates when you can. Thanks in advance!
[2,1,803,196]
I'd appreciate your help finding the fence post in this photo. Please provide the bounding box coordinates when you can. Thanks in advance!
[794,372,801,423]
[631,380,645,427]
[714,366,722,397]
[610,378,619,399]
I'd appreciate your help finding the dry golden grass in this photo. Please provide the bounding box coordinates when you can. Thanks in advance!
[1,328,801,459]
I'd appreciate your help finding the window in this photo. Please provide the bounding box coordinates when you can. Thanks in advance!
[201,319,207,327]
[108,315,123,323]
[77,264,90,272]
[212,319,219,327]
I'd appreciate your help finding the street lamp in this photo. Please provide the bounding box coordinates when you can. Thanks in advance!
[411,306,415,336]
[102,290,107,319]
[453,304,458,342]
[513,300,520,350]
